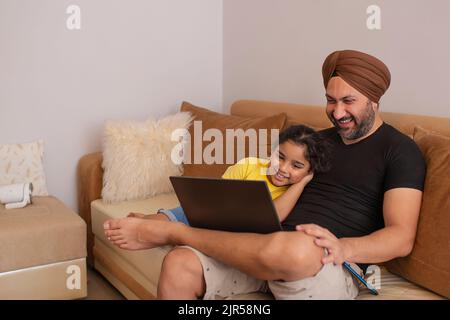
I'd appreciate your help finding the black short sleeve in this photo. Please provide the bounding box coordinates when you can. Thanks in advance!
[383,136,426,192]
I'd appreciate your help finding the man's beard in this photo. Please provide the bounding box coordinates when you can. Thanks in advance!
[332,101,376,140]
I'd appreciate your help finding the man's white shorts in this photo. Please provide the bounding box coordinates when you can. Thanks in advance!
[180,246,359,300]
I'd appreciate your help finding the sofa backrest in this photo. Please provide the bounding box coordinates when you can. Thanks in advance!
[230,100,450,136]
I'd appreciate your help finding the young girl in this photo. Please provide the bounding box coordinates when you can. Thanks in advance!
[106,124,330,247]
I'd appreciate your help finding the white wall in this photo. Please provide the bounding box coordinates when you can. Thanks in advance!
[0,0,223,211]
[223,0,450,118]
[3,0,450,212]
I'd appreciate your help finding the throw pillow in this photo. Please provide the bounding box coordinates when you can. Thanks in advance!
[180,101,287,177]
[101,111,193,203]
[385,126,450,298]
[0,140,48,196]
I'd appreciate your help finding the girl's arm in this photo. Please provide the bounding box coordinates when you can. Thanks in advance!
[274,173,313,222]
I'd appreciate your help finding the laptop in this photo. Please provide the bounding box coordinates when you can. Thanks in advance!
[169,176,283,234]
[170,176,379,295]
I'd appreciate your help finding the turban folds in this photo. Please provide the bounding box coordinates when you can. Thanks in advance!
[322,50,391,103]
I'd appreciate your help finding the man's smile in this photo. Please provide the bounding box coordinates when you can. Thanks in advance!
[335,116,355,129]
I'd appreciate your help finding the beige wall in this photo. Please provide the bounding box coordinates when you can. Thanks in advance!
[223,0,450,118]
[0,0,223,211]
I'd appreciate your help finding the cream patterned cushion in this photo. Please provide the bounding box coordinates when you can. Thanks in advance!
[0,140,48,196]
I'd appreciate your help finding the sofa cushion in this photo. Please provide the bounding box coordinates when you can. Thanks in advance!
[355,266,444,300]
[236,266,444,300]
[91,193,180,292]
[385,126,450,299]
[180,101,287,177]
[0,196,86,273]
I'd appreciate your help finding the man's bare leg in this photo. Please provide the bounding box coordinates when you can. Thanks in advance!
[157,248,206,299]
[104,218,324,282]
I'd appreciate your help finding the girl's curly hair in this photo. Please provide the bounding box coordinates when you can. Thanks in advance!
[277,125,332,173]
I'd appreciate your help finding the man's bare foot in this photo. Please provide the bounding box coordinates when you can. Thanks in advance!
[103,217,175,250]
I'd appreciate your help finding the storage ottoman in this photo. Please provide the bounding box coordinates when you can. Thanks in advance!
[0,196,87,299]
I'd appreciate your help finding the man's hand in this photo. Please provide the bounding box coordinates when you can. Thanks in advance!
[296,224,351,265]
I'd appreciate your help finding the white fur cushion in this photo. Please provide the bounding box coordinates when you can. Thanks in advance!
[0,140,48,196]
[101,112,193,203]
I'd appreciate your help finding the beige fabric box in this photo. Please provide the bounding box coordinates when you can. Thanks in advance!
[0,196,87,299]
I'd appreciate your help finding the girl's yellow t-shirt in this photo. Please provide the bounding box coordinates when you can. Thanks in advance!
[221,157,288,200]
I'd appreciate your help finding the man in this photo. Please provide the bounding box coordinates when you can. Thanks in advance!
[104,50,426,299]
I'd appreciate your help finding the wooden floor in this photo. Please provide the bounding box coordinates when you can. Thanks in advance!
[84,267,125,300]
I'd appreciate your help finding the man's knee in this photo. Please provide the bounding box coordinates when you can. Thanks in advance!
[262,232,324,282]
[160,248,204,278]
[158,248,205,298]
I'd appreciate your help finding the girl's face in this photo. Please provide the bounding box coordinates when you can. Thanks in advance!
[268,140,311,187]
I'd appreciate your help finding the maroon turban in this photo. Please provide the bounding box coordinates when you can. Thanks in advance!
[322,50,391,103]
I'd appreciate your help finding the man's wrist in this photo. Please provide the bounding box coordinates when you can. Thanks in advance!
[340,238,354,262]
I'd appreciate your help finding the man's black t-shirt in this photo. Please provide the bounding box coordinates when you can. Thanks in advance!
[281,123,426,239]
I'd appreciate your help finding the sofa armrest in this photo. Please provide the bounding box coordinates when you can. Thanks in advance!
[77,152,103,267]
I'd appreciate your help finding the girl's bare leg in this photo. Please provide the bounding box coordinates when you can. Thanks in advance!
[127,212,169,221]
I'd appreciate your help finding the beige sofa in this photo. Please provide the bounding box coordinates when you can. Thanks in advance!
[77,100,450,300]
